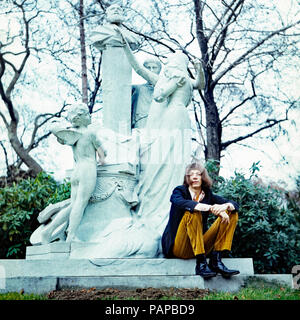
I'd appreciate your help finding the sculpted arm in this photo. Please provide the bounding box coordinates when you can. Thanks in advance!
[116,28,158,85]
[97,148,106,165]
[153,77,179,102]
[91,131,107,165]
[50,122,82,146]
[191,60,205,90]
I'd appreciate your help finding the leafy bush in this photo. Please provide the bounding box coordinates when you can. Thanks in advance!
[286,175,300,226]
[207,161,300,274]
[0,172,70,258]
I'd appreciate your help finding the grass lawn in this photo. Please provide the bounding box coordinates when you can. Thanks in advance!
[202,278,300,300]
[0,292,47,300]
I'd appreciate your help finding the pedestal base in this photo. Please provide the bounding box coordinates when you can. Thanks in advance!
[1,257,294,294]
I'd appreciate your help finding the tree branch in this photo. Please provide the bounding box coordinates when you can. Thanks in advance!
[213,19,300,87]
[221,78,257,123]
[26,103,68,152]
[207,0,237,41]
[0,110,9,128]
[122,24,176,53]
[0,140,9,174]
[88,54,102,113]
[210,0,244,69]
[193,0,209,67]
[6,1,31,99]
[221,116,288,150]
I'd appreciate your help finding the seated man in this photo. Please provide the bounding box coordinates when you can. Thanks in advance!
[161,162,240,279]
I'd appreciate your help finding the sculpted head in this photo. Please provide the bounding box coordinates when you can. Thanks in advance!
[67,103,91,127]
[143,58,162,75]
[166,52,189,71]
[106,4,124,24]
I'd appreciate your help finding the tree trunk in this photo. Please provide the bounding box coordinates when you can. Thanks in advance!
[193,0,222,163]
[79,0,88,106]
[203,89,222,162]
[8,123,43,176]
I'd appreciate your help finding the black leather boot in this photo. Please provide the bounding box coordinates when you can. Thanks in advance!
[208,251,240,278]
[195,254,217,279]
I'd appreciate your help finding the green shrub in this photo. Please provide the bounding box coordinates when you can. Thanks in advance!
[206,160,300,274]
[0,172,70,258]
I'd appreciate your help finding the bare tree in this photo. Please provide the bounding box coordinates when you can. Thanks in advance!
[0,0,66,176]
[192,0,299,161]
[79,0,88,105]
[2,0,298,177]
[50,0,103,113]
[126,0,300,164]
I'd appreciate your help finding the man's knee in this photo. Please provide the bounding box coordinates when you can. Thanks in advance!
[189,212,203,228]
[183,211,202,226]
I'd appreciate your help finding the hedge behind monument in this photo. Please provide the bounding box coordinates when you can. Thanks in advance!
[0,172,70,259]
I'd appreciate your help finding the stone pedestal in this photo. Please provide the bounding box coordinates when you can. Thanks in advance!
[28,159,162,259]
[102,47,132,136]
[74,162,138,243]
[2,257,294,294]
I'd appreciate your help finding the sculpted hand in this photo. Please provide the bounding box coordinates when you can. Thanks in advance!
[57,137,66,145]
[191,59,205,90]
[176,76,186,87]
[192,59,202,71]
[113,25,126,44]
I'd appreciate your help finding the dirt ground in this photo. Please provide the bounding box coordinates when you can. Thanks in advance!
[47,287,211,300]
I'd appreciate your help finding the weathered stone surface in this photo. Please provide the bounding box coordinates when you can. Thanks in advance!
[0,258,294,294]
[1,258,254,277]
[37,199,71,224]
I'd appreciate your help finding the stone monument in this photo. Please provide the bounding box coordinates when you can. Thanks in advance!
[90,2,140,136]
[27,2,205,260]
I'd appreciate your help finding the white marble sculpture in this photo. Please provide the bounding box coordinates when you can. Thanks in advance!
[90,3,140,136]
[29,3,205,260]
[31,103,106,244]
[91,3,139,51]
[118,29,206,235]
[131,58,162,129]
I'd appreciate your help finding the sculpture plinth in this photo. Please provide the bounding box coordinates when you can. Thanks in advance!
[74,163,138,243]
[101,47,132,136]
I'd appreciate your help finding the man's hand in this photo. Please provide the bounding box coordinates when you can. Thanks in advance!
[210,203,235,224]
[194,203,212,212]
[210,203,234,215]
[218,211,230,224]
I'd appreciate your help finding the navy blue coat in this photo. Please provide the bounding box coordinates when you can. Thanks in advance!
[161,184,239,258]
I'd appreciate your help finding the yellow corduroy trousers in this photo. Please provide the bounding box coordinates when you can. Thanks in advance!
[172,211,238,259]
